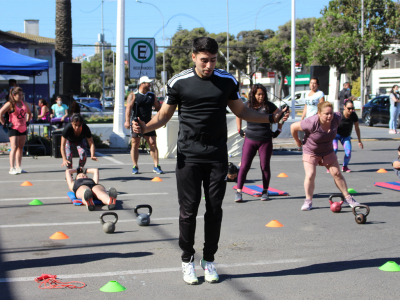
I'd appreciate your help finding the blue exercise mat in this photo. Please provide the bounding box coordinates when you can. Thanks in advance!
[67,191,102,206]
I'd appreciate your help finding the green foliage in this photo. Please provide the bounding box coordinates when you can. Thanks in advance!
[309,0,400,99]
[83,115,113,124]
[351,77,361,97]
[258,18,316,97]
[81,50,133,94]
[91,133,109,148]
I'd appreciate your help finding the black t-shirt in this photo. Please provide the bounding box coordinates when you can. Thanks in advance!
[337,111,358,137]
[244,101,277,142]
[131,91,155,123]
[165,67,240,163]
[62,122,92,143]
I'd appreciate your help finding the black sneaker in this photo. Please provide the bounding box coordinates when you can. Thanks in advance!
[83,189,95,211]
[108,187,117,210]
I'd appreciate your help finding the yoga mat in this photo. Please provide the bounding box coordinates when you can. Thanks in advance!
[67,191,102,206]
[232,185,289,196]
[374,181,400,192]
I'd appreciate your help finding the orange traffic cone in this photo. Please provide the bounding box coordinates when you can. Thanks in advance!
[377,168,387,173]
[151,177,163,182]
[266,220,284,227]
[21,181,33,186]
[49,232,69,239]
[277,173,288,178]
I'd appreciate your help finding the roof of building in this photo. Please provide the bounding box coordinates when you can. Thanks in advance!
[6,31,55,44]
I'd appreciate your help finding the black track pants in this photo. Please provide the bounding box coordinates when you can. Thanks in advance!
[176,161,227,263]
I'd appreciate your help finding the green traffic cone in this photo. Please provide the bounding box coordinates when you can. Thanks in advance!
[100,281,127,292]
[379,261,400,272]
[348,188,357,194]
[29,199,43,205]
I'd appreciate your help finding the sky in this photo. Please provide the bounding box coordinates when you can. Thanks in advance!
[1,0,332,58]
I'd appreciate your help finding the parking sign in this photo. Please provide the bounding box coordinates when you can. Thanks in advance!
[128,38,156,79]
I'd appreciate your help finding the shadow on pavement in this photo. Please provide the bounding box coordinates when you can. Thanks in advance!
[0,231,14,299]
[0,238,178,255]
[2,251,152,271]
[219,257,400,282]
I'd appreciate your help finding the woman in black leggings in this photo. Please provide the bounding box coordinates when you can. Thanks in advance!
[66,167,117,211]
[235,84,283,202]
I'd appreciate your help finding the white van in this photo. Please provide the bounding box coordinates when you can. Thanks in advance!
[274,90,308,108]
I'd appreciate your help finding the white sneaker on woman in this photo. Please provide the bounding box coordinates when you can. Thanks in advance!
[15,167,27,174]
[9,168,18,175]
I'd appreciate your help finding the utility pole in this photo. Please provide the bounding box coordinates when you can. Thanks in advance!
[290,0,296,119]
[360,0,365,106]
[101,0,105,105]
[226,0,229,73]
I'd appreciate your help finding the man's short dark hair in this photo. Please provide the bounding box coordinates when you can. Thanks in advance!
[8,79,16,86]
[193,37,218,54]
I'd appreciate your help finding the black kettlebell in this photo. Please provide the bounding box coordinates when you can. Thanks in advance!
[134,204,152,226]
[100,212,118,233]
[352,205,370,224]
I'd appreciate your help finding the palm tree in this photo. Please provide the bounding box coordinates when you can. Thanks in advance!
[55,0,72,97]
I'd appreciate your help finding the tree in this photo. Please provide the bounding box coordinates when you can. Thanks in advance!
[309,0,400,102]
[81,50,130,94]
[258,18,316,98]
[55,0,72,98]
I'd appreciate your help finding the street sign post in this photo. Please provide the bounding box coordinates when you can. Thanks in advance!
[128,38,156,79]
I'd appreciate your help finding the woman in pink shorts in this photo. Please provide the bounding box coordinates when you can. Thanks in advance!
[0,87,32,175]
[290,101,360,211]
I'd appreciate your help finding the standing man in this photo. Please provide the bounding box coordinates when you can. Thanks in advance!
[132,37,288,285]
[339,82,351,112]
[125,76,162,174]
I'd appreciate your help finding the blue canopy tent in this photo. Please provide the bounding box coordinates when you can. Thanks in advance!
[0,45,50,115]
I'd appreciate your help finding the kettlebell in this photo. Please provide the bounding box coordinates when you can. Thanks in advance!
[328,194,344,213]
[134,204,152,226]
[352,205,370,224]
[100,212,118,233]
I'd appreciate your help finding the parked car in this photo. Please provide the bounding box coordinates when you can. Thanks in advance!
[280,90,308,107]
[75,97,103,110]
[104,97,114,109]
[362,96,400,128]
[78,102,103,116]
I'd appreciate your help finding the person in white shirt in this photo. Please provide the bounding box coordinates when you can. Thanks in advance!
[301,77,325,120]
[298,77,325,148]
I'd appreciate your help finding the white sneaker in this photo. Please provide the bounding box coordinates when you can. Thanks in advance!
[9,168,18,175]
[15,167,27,174]
[301,199,312,211]
[200,258,219,283]
[182,259,198,285]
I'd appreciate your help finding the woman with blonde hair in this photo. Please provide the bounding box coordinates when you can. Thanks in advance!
[291,101,360,211]
[0,87,32,174]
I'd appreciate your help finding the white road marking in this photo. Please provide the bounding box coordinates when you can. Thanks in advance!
[0,258,305,283]
[0,192,168,202]
[95,151,124,165]
[0,215,185,228]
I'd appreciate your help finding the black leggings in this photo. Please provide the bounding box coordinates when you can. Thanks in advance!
[176,161,227,263]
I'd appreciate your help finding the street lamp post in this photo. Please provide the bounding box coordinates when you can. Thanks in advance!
[136,0,166,97]
[255,2,281,30]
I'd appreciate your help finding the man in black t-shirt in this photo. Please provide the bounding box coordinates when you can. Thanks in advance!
[124,76,162,174]
[132,37,288,285]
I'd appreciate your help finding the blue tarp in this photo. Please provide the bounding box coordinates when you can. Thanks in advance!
[0,45,49,75]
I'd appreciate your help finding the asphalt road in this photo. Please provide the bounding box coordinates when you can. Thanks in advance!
[0,138,400,299]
